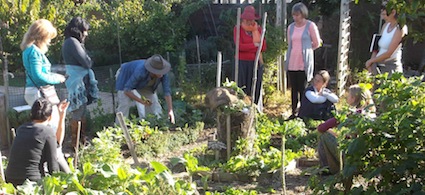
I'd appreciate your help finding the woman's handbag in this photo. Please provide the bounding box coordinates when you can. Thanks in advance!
[27,73,60,105]
[39,85,60,105]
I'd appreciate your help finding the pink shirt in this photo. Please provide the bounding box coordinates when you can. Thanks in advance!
[288,23,321,71]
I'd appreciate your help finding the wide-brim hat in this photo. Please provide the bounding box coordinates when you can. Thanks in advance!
[145,54,171,75]
[241,5,260,20]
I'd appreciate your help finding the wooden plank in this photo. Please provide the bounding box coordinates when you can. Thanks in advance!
[74,121,81,168]
[116,112,140,166]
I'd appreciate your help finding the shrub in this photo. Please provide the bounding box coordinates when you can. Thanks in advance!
[312,74,425,194]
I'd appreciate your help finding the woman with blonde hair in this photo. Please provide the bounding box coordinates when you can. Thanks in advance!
[22,19,66,106]
[316,84,376,174]
[21,19,69,172]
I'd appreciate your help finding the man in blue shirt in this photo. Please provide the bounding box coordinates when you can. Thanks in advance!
[115,54,175,124]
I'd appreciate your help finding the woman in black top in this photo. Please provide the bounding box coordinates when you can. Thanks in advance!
[5,98,66,186]
[62,17,98,148]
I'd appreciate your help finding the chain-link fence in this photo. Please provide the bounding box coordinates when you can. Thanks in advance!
[2,59,233,110]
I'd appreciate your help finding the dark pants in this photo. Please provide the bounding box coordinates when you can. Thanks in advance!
[237,60,264,104]
[288,71,307,114]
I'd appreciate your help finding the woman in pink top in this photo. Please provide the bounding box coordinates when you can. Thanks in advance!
[286,2,322,119]
[365,1,408,75]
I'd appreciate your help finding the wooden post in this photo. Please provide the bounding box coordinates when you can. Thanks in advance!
[215,53,222,160]
[215,112,220,160]
[216,51,222,87]
[250,12,267,105]
[0,150,4,182]
[1,51,11,147]
[0,93,9,149]
[277,0,288,93]
[234,8,241,84]
[116,112,140,166]
[196,35,203,101]
[10,128,16,140]
[109,68,116,114]
[246,13,268,155]
[226,115,231,160]
[281,133,287,195]
[74,121,81,168]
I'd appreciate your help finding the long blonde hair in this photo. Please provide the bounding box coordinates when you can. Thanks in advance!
[20,19,57,53]
[348,85,376,113]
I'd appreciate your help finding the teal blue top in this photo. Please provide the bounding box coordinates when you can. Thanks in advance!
[23,44,63,87]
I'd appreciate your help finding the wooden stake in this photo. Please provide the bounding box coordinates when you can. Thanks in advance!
[226,114,231,160]
[235,8,241,85]
[10,128,16,140]
[116,112,140,166]
[215,112,220,161]
[281,133,287,195]
[216,51,222,87]
[74,121,81,168]
[216,52,222,160]
[250,12,267,105]
[0,150,4,182]
[246,13,268,154]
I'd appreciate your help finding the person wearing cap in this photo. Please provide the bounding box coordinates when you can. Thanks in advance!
[115,54,175,124]
[233,5,267,105]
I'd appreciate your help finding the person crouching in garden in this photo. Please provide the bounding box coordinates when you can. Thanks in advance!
[298,70,338,120]
[316,85,376,174]
[115,54,175,124]
[5,98,69,186]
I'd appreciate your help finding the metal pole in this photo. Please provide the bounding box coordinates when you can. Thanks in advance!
[235,8,241,84]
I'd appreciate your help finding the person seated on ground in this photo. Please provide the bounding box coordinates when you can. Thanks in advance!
[316,84,376,174]
[298,70,339,120]
[5,98,68,186]
[115,54,175,124]
[55,99,71,173]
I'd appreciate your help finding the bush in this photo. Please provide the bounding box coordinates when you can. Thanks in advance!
[313,74,425,194]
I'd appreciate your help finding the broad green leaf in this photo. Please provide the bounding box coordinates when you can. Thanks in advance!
[159,171,175,186]
[170,157,187,166]
[151,161,169,173]
[100,164,115,178]
[117,166,128,181]
[83,162,95,176]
